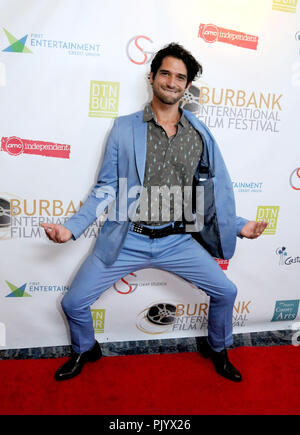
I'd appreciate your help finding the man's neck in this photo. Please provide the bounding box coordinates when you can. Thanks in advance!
[151,98,181,125]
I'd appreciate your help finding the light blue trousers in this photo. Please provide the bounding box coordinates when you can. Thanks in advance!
[61,229,237,353]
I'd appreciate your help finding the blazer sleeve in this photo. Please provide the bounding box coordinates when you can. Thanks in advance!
[63,118,119,239]
[236,216,249,238]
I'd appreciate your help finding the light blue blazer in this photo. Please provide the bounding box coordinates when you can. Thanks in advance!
[64,110,248,265]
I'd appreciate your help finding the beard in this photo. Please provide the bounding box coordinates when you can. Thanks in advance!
[152,83,185,105]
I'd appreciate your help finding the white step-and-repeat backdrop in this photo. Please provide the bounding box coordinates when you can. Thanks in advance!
[0,0,299,350]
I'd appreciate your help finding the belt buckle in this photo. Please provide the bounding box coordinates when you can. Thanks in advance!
[149,228,156,239]
[133,223,143,234]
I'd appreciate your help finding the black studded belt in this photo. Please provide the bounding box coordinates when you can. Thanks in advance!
[130,222,185,239]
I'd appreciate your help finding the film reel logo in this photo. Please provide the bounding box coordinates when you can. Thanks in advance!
[180,84,202,115]
[0,193,23,240]
[0,195,12,240]
[136,302,177,335]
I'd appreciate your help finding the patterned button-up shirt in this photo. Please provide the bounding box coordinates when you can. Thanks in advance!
[136,103,203,226]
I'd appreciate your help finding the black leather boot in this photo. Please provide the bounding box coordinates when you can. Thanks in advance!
[198,339,242,382]
[55,341,102,381]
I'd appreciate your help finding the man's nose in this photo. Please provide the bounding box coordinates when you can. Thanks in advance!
[166,75,176,88]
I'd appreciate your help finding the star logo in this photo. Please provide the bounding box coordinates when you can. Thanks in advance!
[2,28,32,53]
[5,280,31,297]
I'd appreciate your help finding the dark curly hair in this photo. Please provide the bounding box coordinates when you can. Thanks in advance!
[150,43,202,87]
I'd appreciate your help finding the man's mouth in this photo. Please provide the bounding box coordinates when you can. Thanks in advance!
[162,88,177,94]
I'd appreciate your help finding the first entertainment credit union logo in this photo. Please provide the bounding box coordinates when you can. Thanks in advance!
[1,28,101,57]
[2,28,32,53]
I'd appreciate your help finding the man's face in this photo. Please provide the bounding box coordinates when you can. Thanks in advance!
[150,56,191,106]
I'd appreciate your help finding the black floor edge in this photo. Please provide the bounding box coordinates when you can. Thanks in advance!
[0,329,296,360]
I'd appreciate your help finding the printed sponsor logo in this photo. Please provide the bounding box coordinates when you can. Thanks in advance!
[113,273,138,294]
[214,259,229,270]
[2,28,100,57]
[256,206,279,235]
[113,272,167,294]
[26,282,69,294]
[271,300,299,321]
[1,136,71,159]
[272,0,298,13]
[289,167,300,190]
[136,300,251,335]
[198,23,259,50]
[126,35,154,65]
[91,309,105,333]
[3,280,68,297]
[5,280,31,297]
[291,322,300,346]
[232,181,263,193]
[0,193,104,240]
[89,80,120,118]
[2,28,32,53]
[276,246,300,266]
[180,84,282,133]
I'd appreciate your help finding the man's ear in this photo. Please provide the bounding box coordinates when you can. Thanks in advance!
[186,81,192,90]
[149,72,154,85]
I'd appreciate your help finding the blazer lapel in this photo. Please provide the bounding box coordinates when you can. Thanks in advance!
[133,113,147,185]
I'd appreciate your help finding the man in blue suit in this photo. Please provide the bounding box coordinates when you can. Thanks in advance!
[42,43,267,382]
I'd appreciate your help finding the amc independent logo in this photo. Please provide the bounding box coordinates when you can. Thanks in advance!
[1,136,71,159]
[91,309,105,333]
[89,81,120,118]
[256,206,279,235]
[198,23,258,50]
[272,0,298,13]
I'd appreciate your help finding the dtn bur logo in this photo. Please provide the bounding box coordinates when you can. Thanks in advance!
[89,81,119,118]
[91,309,105,333]
[256,206,279,235]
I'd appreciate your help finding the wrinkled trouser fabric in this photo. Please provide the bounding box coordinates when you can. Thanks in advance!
[61,229,237,354]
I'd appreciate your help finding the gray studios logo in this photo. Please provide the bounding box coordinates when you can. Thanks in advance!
[126,35,155,65]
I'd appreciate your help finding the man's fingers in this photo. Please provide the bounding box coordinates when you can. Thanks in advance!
[40,223,71,243]
[41,223,59,242]
[254,221,268,238]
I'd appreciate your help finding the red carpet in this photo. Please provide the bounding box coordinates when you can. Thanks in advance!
[0,345,299,415]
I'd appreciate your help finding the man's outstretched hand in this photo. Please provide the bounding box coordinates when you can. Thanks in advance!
[40,223,72,243]
[240,220,268,239]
